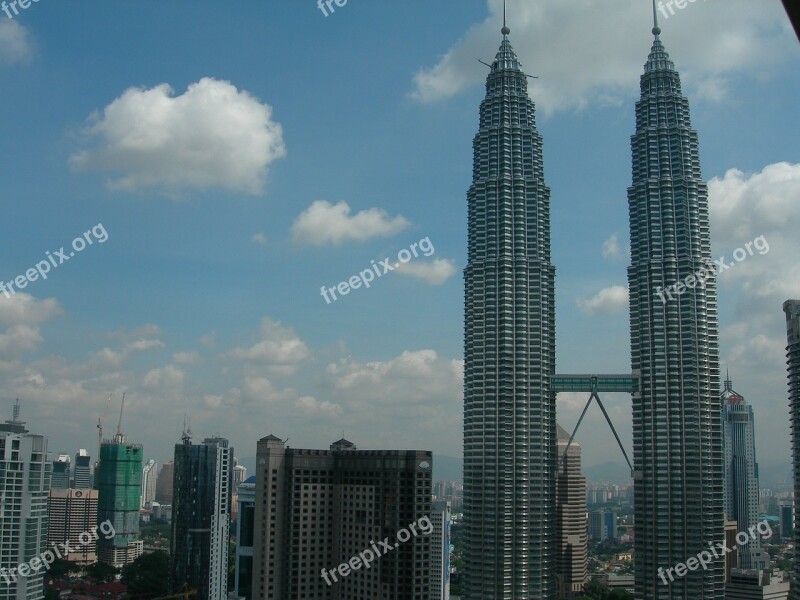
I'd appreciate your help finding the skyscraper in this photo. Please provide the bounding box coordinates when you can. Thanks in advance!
[0,404,50,599]
[141,459,157,508]
[556,426,588,598]
[234,476,256,600]
[784,299,800,600]
[47,488,99,564]
[52,454,71,488]
[74,449,91,489]
[171,434,232,600]
[462,13,556,599]
[251,436,432,599]
[95,436,144,568]
[156,460,174,504]
[430,500,452,600]
[723,375,770,570]
[628,7,724,598]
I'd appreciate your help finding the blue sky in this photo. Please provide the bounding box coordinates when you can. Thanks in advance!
[0,0,798,475]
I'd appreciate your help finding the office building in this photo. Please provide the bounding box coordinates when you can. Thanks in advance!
[52,454,71,488]
[95,435,144,568]
[784,299,800,600]
[726,569,790,600]
[430,500,451,600]
[47,488,99,564]
[233,463,247,489]
[235,476,256,600]
[462,13,556,599]
[0,403,50,599]
[628,9,724,598]
[588,511,617,543]
[723,375,770,570]
[556,425,588,598]
[252,436,432,599]
[780,501,794,540]
[141,459,157,508]
[171,434,232,600]
[156,460,174,504]
[74,449,91,488]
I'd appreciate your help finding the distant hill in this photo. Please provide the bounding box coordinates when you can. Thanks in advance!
[584,461,632,485]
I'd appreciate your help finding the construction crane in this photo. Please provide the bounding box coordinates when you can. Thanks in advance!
[113,391,127,442]
[96,392,113,468]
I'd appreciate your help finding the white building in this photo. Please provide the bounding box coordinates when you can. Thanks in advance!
[140,459,157,508]
[430,499,451,600]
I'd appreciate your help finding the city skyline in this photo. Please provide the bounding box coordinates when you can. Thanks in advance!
[0,1,798,486]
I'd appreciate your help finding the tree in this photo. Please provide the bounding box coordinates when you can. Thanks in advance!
[85,561,119,583]
[121,551,170,596]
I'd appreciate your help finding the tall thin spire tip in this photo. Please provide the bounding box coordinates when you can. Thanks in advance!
[652,0,661,37]
[501,0,510,36]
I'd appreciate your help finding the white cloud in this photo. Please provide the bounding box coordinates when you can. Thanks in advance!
[577,285,629,315]
[411,0,792,115]
[602,233,621,258]
[395,259,457,285]
[0,21,32,66]
[172,352,199,364]
[0,325,41,358]
[70,77,286,194]
[251,232,268,246]
[0,294,62,326]
[291,200,410,246]
[225,317,310,374]
[142,365,185,391]
[295,396,342,417]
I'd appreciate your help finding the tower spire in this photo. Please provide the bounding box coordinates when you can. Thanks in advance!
[502,0,510,36]
[652,0,661,37]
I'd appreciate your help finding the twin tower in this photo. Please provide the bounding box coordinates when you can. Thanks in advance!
[462,12,723,600]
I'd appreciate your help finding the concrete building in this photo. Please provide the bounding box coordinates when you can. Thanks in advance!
[430,500,451,600]
[0,404,50,599]
[780,501,794,540]
[171,434,232,600]
[726,569,790,600]
[784,299,800,600]
[628,9,724,598]
[234,476,256,600]
[588,511,616,543]
[232,463,247,489]
[95,435,144,568]
[140,459,157,508]
[556,425,588,598]
[156,460,174,504]
[723,375,770,570]
[462,13,557,599]
[252,436,432,599]
[47,488,99,564]
[52,454,71,489]
[74,449,91,489]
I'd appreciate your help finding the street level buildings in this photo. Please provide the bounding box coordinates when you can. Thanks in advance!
[726,569,790,600]
[628,12,724,599]
[252,436,432,599]
[462,17,556,599]
[170,434,232,600]
[0,405,50,600]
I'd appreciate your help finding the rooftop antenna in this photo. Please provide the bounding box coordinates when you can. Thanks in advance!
[652,0,661,37]
[12,399,19,423]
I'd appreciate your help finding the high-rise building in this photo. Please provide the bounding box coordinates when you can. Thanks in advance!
[780,501,794,540]
[556,426,588,598]
[723,375,770,570]
[74,449,91,489]
[47,488,99,564]
[784,299,800,600]
[251,436,432,599]
[52,454,71,488]
[234,476,256,600]
[156,460,174,504]
[588,511,617,543]
[0,403,50,599]
[95,435,144,568]
[141,459,157,508]
[232,464,247,489]
[170,434,232,600]
[430,500,451,600]
[462,14,556,600]
[628,8,724,598]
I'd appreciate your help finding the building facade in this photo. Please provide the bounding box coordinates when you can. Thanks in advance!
[74,449,92,489]
[51,454,71,489]
[726,569,790,600]
[430,500,451,600]
[95,438,143,568]
[628,15,724,599]
[0,406,50,600]
[170,435,232,600]
[462,18,556,600]
[141,459,157,509]
[251,436,432,599]
[784,299,800,600]
[588,511,616,543]
[556,426,588,598]
[156,460,174,504]
[723,376,770,570]
[47,488,99,564]
[235,476,256,600]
